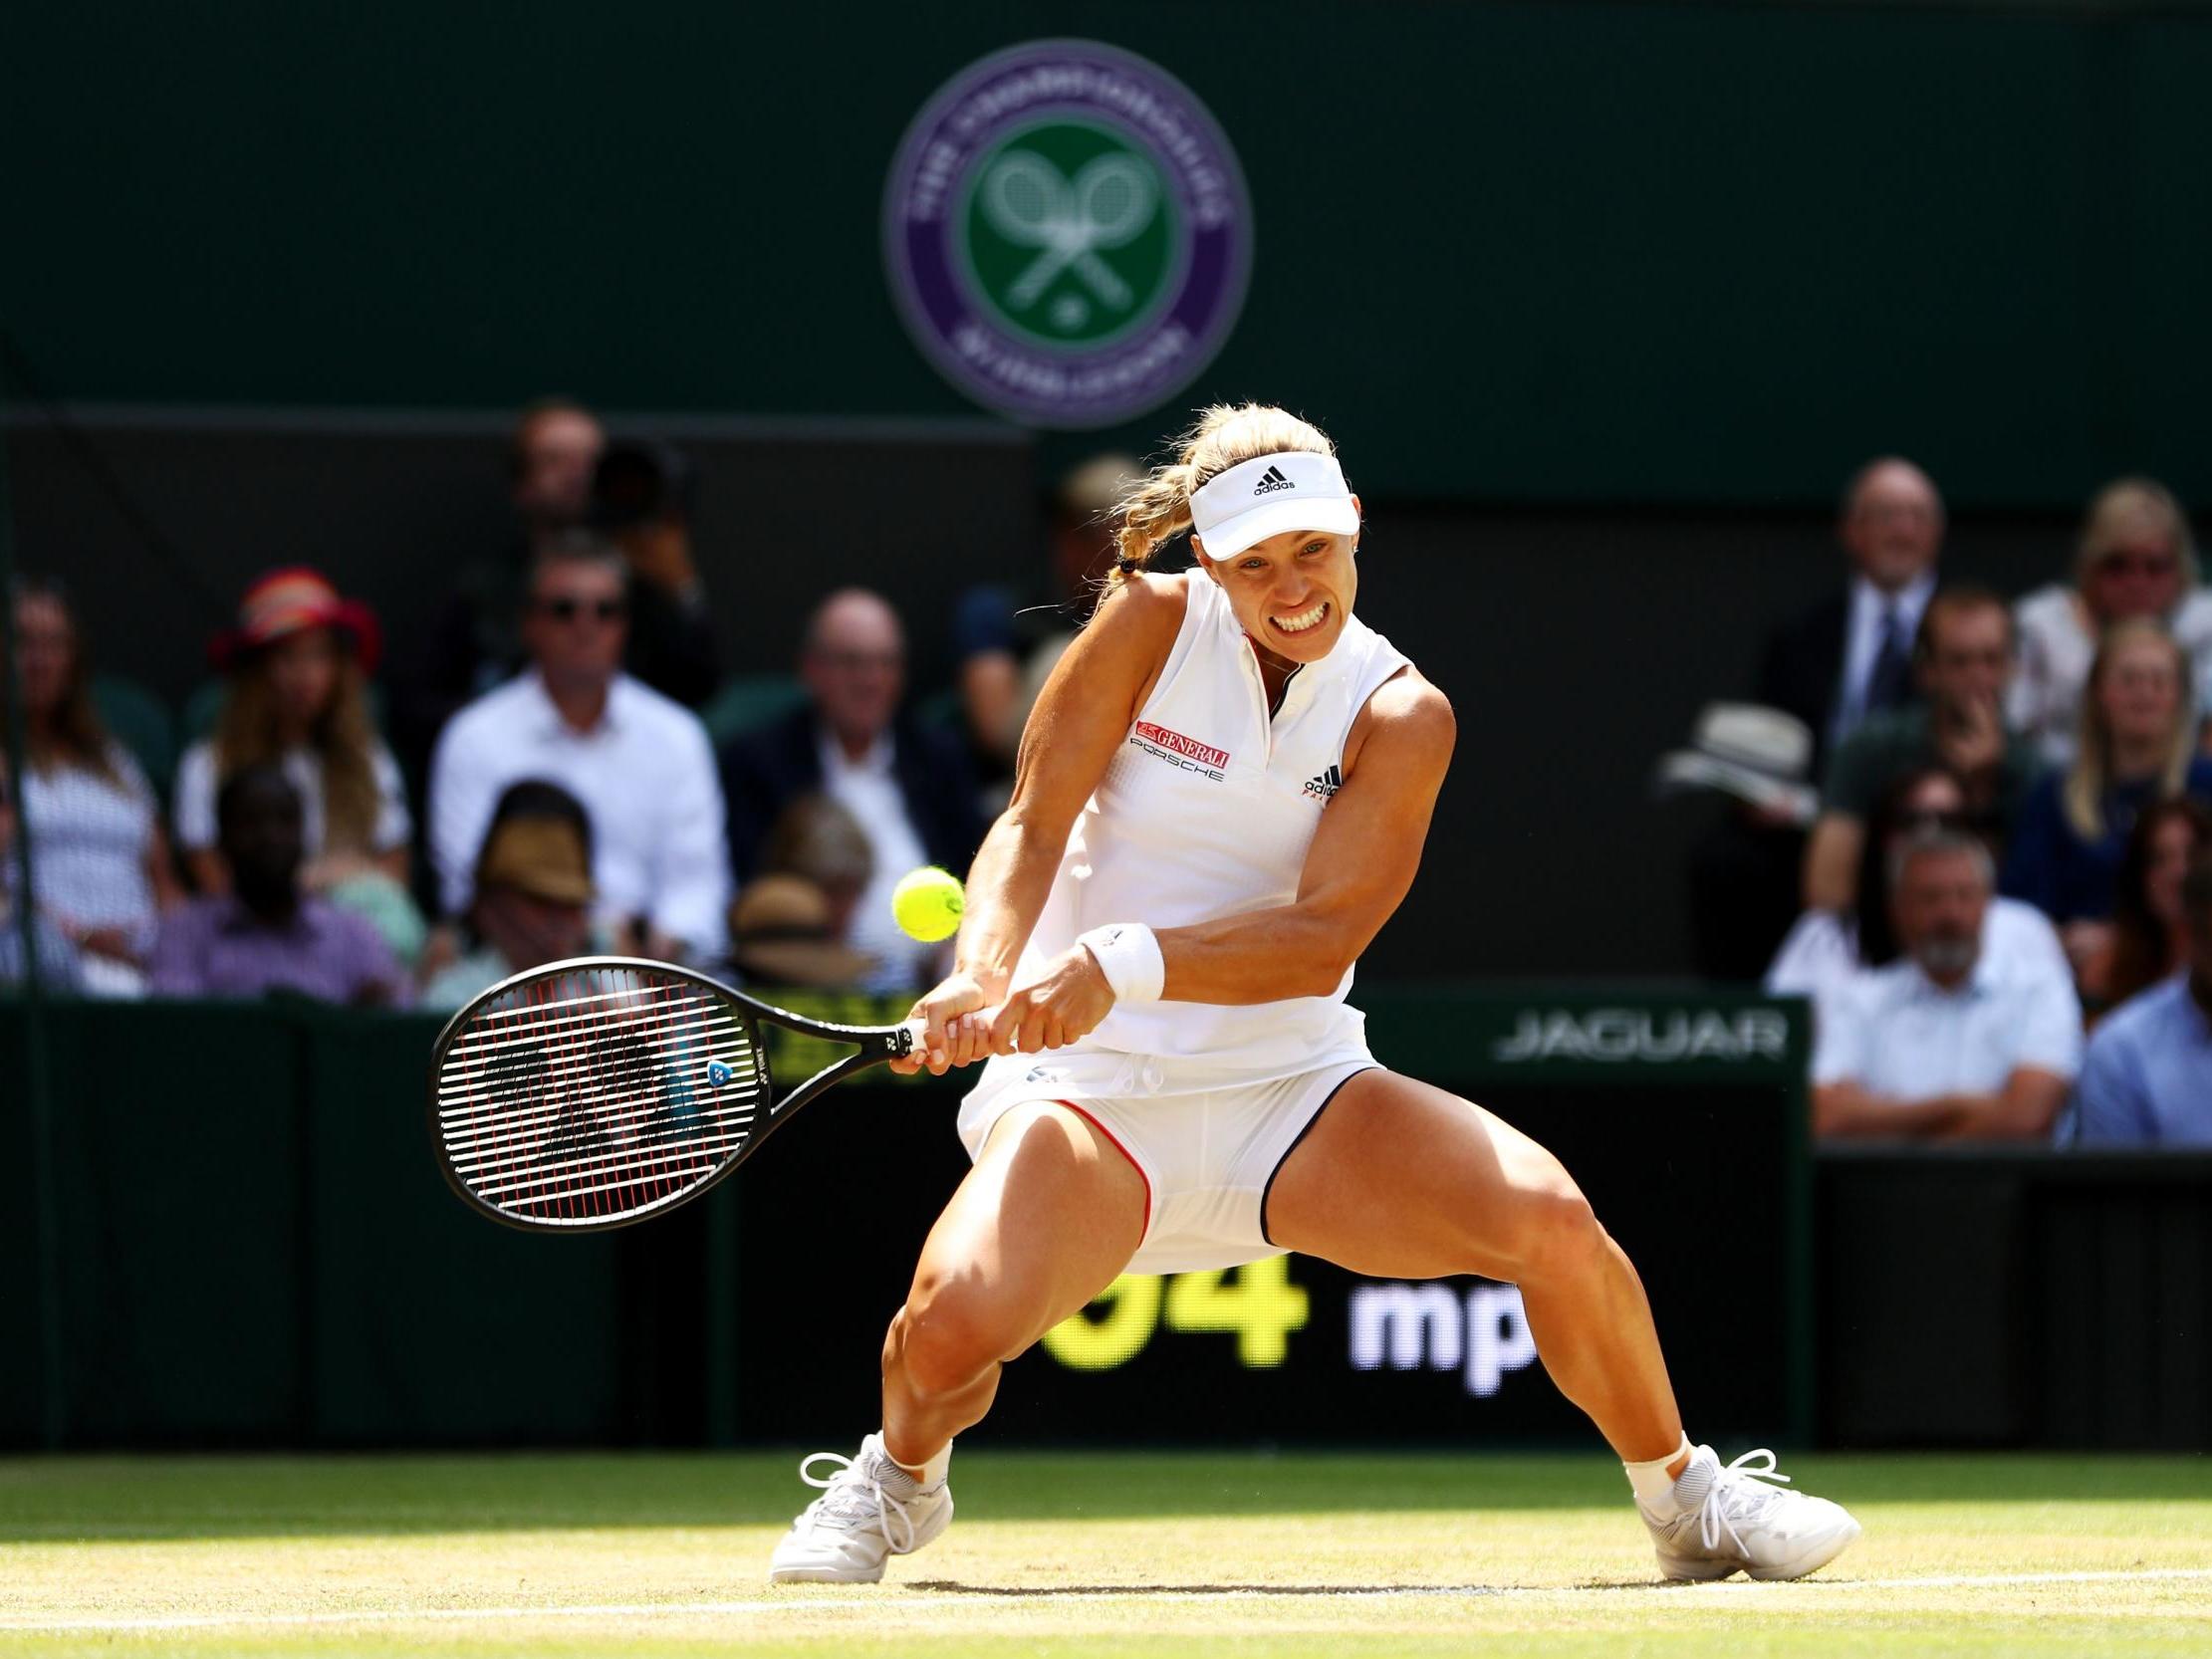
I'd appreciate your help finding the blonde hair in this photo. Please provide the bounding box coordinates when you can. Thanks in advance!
[2064,617,2199,842]
[1110,404,1338,580]
[214,645,382,857]
[2074,476,2199,594]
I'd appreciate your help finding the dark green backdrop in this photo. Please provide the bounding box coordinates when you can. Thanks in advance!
[0,992,1813,1450]
[6,1,2210,505]
[9,997,2206,1451]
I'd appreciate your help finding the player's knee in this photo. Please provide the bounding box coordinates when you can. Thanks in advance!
[1510,1178,1605,1283]
[895,1272,1016,1399]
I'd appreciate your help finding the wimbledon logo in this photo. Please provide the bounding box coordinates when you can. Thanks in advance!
[883,40,1252,428]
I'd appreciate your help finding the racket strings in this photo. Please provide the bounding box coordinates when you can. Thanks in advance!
[435,965,767,1225]
[437,1011,761,1139]
[446,983,747,1055]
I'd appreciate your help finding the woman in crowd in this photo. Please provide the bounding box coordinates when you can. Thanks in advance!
[419,780,597,1009]
[173,568,421,959]
[2001,620,2212,988]
[1768,762,2068,1024]
[2009,478,2212,768]
[0,755,85,991]
[2099,797,2212,1014]
[5,578,179,996]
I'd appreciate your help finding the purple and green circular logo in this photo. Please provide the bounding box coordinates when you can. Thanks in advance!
[883,40,1253,429]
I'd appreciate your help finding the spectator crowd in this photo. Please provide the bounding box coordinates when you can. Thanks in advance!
[5,409,2208,1150]
[1,398,982,1021]
[1675,461,2212,1148]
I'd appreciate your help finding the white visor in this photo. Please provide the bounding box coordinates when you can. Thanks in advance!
[1188,452,1359,559]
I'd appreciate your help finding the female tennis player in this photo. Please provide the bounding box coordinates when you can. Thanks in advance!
[770,404,1859,1585]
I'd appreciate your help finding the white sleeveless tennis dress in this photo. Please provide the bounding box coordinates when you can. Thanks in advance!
[956,571,1413,1273]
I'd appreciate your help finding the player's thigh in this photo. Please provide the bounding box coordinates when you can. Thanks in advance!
[904,1100,1147,1360]
[1262,1068,1593,1282]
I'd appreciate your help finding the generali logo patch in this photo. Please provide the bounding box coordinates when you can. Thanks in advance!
[1130,720,1230,781]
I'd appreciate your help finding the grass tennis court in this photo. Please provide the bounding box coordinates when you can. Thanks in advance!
[2,1452,2206,1657]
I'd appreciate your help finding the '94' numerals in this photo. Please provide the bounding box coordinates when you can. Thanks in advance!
[1041,1259,1309,1370]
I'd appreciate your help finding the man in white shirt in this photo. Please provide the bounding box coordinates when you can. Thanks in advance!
[1813,828,2081,1141]
[812,596,935,994]
[428,535,728,962]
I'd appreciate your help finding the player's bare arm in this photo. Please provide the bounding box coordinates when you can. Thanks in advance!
[983,669,1455,1054]
[897,573,1186,1071]
[1157,670,1453,1004]
[986,667,1450,1057]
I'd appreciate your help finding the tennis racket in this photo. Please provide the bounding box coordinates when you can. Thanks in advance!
[427,955,925,1234]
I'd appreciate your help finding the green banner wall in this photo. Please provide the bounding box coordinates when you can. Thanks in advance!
[0,990,1813,1450]
[6,2,2212,506]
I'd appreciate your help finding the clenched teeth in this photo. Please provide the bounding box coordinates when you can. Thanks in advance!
[1272,600,1330,634]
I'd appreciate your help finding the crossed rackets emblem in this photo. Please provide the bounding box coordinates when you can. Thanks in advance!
[979,148,1158,317]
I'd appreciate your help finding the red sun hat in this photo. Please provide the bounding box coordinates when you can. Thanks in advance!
[208,567,382,675]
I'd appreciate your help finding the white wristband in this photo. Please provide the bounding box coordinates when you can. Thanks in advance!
[1078,923,1165,1005]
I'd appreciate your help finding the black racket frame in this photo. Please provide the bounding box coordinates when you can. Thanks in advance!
[426,955,919,1234]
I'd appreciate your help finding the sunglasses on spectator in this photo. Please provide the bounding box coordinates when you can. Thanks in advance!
[538,596,625,622]
[2094,552,2178,579]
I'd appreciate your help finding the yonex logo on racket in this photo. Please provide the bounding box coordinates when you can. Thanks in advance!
[706,1062,734,1088]
[1252,465,1296,496]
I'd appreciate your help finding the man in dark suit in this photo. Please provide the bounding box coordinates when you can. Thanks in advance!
[721,589,981,992]
[1760,457,1945,774]
[1688,457,1945,979]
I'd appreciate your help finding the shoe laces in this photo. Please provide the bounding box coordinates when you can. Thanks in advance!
[793,1450,917,1554]
[1694,1448,1794,1555]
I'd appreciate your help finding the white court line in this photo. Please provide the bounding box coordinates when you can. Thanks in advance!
[5,1567,2210,1633]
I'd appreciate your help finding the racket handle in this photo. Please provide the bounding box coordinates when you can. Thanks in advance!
[897,1017,932,1058]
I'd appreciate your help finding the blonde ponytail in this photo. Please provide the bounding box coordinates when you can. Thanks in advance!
[1109,403,1338,582]
[2064,618,2197,842]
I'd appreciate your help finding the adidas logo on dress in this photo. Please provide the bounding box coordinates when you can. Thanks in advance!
[1252,465,1296,496]
[1304,763,1344,802]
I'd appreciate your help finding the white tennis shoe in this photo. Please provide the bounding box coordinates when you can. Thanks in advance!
[767,1433,953,1584]
[1639,1445,1860,1581]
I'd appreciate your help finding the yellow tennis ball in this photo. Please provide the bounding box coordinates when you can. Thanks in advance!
[891,865,965,942]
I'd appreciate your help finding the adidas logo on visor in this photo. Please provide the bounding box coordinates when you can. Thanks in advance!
[1252,465,1296,496]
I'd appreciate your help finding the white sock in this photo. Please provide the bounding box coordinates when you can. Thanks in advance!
[883,1435,952,1492]
[1624,1433,1695,1513]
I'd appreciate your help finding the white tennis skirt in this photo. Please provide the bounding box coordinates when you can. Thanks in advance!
[956,1048,1380,1274]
